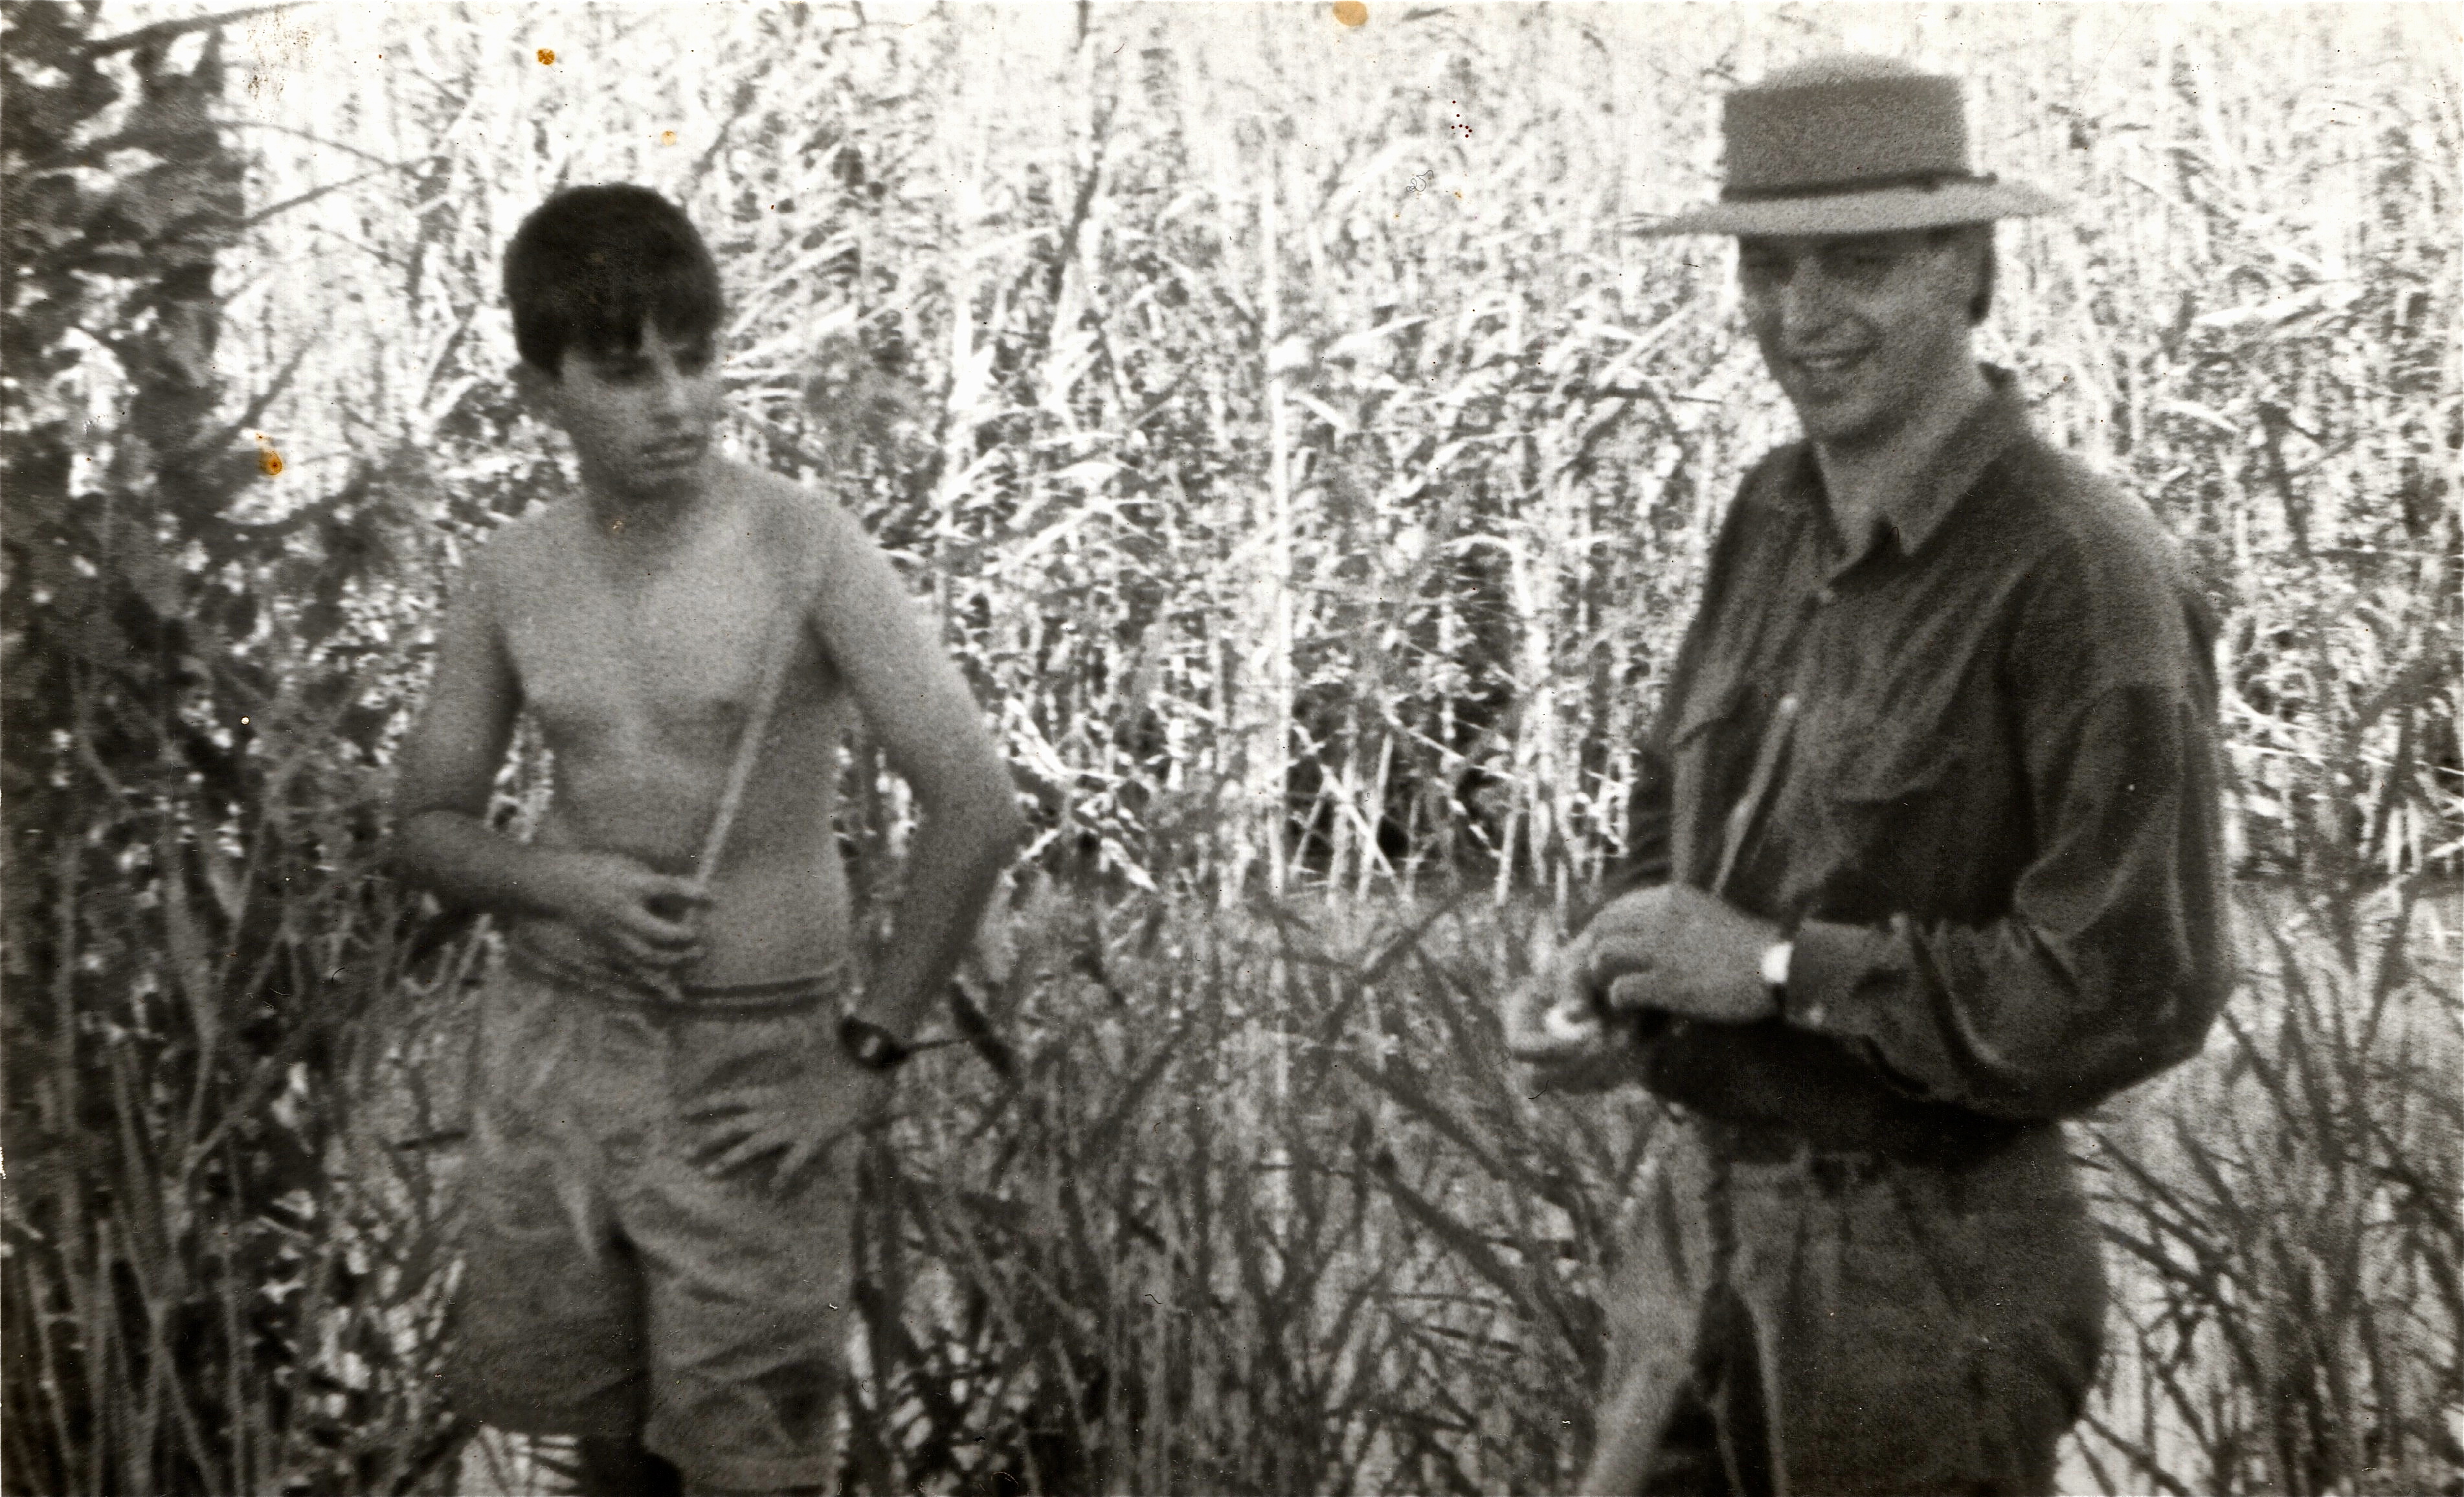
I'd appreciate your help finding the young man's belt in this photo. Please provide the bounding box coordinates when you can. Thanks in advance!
[505,934,847,1017]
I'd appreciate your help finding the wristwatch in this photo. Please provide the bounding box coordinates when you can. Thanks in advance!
[836,1013,913,1072]
[1760,940,1794,1006]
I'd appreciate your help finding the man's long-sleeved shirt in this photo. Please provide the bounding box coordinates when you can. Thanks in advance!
[1612,368,2232,1140]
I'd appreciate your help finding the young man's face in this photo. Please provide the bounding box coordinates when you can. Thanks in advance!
[1736,229,1982,450]
[523,326,724,502]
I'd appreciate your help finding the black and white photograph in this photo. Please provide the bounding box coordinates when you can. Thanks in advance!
[4,3,2457,1493]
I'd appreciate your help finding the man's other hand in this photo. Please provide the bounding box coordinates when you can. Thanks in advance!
[1505,929,1641,1094]
[545,850,710,982]
[1582,884,1784,1026]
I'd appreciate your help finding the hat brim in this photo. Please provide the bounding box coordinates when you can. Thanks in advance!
[1632,179,2064,238]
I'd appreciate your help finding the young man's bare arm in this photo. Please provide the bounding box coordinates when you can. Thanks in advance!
[392,549,706,975]
[805,501,1025,1037]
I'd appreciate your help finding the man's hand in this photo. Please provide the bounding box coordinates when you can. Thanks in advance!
[687,1066,896,1196]
[1504,928,1642,1095]
[1581,883,1783,1026]
[543,850,710,984]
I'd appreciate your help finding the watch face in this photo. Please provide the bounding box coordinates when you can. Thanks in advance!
[840,1016,911,1070]
[1761,941,1793,989]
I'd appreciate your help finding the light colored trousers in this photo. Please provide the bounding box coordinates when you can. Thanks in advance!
[449,959,862,1494]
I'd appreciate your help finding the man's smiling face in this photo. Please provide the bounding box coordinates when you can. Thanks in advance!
[1737,228,1986,451]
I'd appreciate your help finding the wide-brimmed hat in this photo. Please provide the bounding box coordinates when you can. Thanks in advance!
[1637,54,2063,238]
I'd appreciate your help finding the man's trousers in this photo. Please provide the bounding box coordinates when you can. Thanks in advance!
[1584,1116,2106,1496]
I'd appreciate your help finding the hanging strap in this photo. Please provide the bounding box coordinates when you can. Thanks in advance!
[630,603,798,1007]
[686,611,797,900]
[1710,692,1801,899]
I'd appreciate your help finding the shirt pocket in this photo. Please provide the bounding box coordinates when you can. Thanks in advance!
[1665,680,1757,880]
[1812,715,1968,903]
[1826,724,1964,808]
[1670,679,1753,747]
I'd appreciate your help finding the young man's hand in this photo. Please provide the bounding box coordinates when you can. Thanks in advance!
[543,850,710,982]
[686,1065,896,1196]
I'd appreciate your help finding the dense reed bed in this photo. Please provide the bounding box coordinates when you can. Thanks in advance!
[6,3,2454,1492]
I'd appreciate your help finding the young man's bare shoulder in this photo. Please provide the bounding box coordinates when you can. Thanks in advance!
[720,460,870,588]
[464,501,588,601]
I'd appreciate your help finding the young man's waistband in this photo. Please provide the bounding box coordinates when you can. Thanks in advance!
[504,934,851,1018]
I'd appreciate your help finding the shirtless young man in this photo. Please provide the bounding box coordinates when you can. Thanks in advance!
[392,185,1024,1497]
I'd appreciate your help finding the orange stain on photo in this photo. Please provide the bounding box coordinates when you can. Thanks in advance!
[535,47,555,65]
[1332,1,1368,25]
[258,447,284,477]
[660,129,678,145]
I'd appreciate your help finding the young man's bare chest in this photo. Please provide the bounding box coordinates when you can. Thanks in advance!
[499,495,824,768]
[486,479,863,977]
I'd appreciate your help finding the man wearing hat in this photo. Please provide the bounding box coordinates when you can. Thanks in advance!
[1507,57,2231,1496]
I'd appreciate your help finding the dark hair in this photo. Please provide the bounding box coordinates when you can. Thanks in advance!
[1928,223,1997,325]
[504,185,722,373]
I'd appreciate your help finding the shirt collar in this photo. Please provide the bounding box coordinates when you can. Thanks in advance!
[1801,364,2033,563]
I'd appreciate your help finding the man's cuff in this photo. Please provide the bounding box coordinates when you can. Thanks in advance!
[1778,917,1897,1032]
